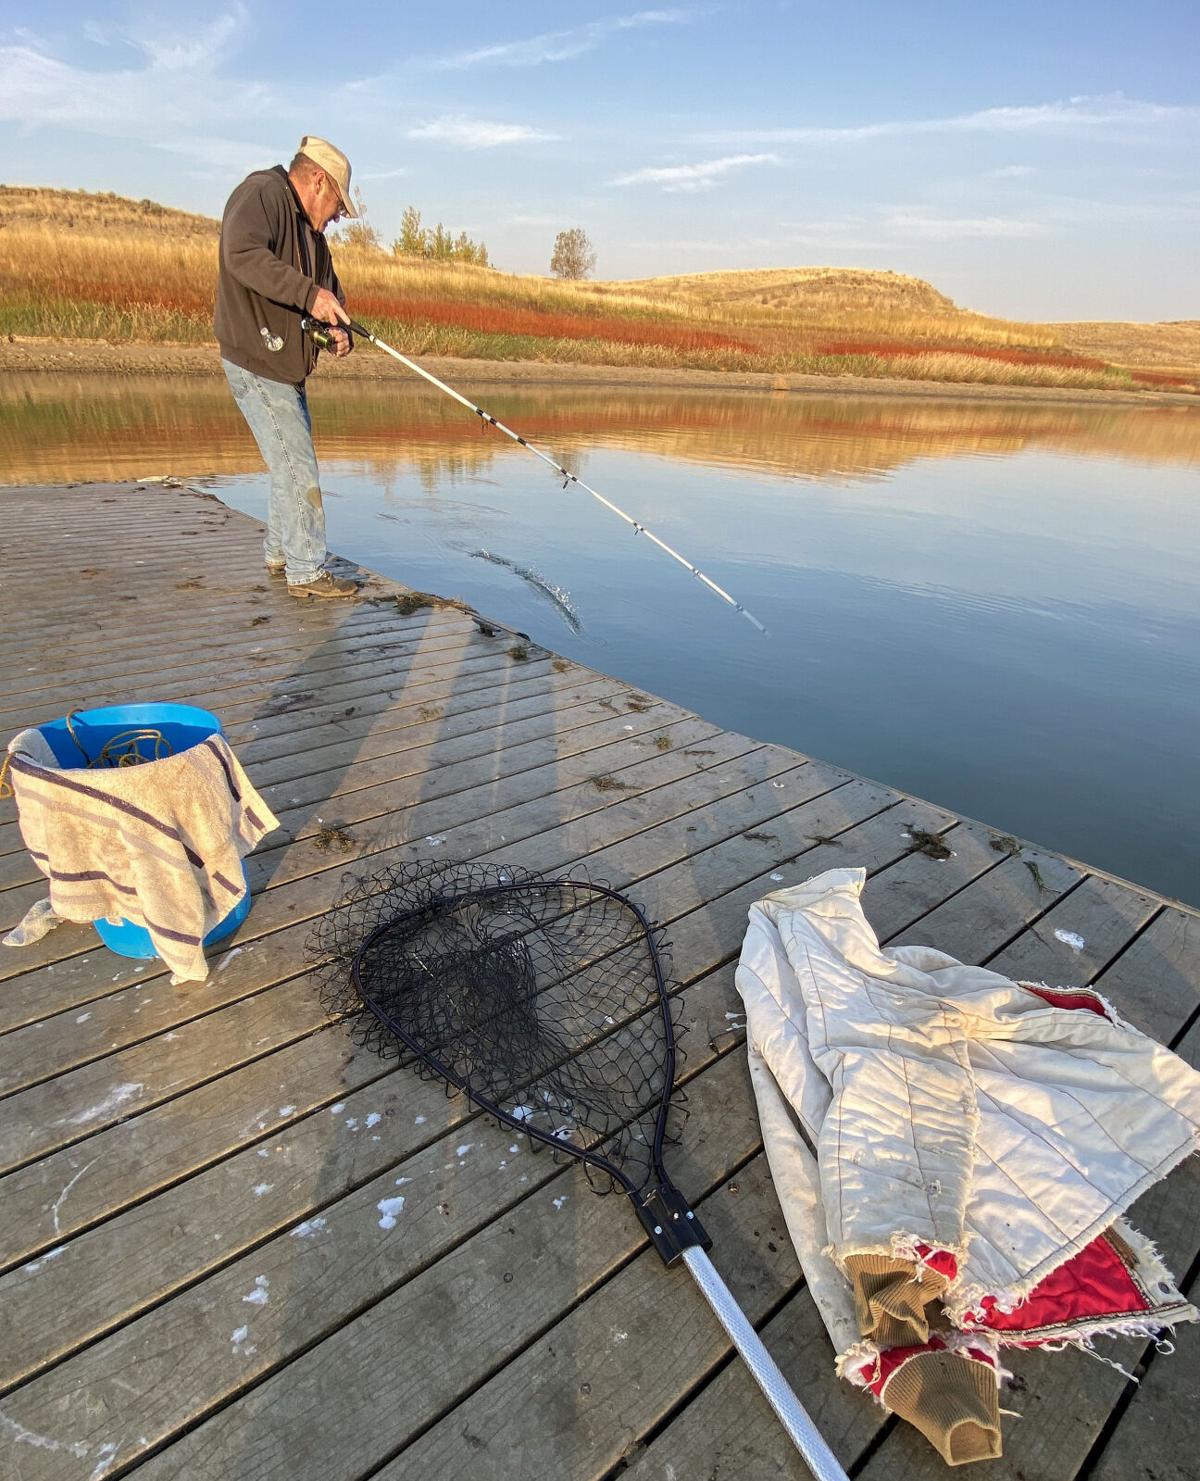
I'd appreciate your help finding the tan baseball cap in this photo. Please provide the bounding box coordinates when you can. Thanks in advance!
[297,135,358,217]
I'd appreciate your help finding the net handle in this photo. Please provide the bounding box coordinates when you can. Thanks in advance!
[681,1247,849,1481]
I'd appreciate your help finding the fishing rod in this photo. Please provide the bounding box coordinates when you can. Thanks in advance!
[302,315,768,635]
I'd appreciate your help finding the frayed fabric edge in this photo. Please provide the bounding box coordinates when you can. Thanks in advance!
[837,1332,1008,1400]
[1001,1308,1197,1353]
[825,1231,968,1280]
[835,1340,883,1393]
[945,1216,1200,1331]
[1019,977,1133,1030]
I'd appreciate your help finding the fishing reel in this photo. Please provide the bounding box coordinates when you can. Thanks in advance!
[300,316,347,351]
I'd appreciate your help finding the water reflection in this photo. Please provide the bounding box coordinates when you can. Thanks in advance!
[2,373,1198,908]
[2,373,1199,485]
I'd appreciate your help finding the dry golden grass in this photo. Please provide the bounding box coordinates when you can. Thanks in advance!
[0,187,1194,390]
[1046,319,1200,376]
[0,184,218,237]
[593,266,1059,348]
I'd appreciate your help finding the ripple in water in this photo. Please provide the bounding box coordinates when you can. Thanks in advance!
[468,549,583,634]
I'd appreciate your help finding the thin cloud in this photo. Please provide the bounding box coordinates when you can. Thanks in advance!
[407,116,562,148]
[884,212,1047,240]
[0,40,275,133]
[697,95,1200,145]
[612,153,780,192]
[0,29,283,196]
[627,238,734,252]
[133,7,248,72]
[989,164,1035,178]
[431,10,692,70]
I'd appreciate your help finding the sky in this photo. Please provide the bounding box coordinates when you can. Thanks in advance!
[2,1,1197,321]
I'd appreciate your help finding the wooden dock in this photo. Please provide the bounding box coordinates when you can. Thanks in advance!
[1,480,1197,1481]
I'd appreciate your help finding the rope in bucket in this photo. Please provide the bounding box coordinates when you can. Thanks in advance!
[1,708,174,798]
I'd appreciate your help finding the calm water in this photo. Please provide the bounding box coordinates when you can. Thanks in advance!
[3,373,1199,907]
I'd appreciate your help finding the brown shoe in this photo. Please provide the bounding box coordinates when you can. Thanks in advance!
[287,571,358,599]
[266,561,286,578]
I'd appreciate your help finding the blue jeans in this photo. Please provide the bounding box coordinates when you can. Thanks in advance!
[222,358,327,585]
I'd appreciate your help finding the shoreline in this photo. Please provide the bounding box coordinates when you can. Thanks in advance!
[2,337,1196,407]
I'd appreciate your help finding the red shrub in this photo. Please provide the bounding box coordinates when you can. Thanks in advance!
[350,295,754,353]
[814,340,1111,371]
[1129,368,1195,387]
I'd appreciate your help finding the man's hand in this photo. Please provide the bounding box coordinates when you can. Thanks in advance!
[329,327,353,358]
[310,287,349,327]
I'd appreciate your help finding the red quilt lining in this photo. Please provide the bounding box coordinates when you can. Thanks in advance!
[965,1232,1148,1334]
[863,1338,996,1398]
[1023,983,1112,1018]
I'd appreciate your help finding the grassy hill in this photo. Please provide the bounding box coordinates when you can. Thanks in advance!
[0,186,1194,391]
[0,184,218,237]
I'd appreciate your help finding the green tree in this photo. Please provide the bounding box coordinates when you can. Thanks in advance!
[392,205,426,256]
[550,227,596,279]
[390,206,490,266]
[336,188,383,250]
[429,222,454,260]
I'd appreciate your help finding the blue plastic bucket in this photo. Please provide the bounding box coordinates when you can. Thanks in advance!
[35,703,251,960]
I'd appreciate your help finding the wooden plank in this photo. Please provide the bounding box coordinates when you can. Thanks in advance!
[0,1017,761,1480]
[1086,1273,1199,1481]
[1090,905,1200,1043]
[0,789,955,1276]
[884,844,1083,962]
[0,593,478,693]
[1,963,749,1389]
[239,674,624,797]
[0,708,742,980]
[392,1154,799,1481]
[0,691,696,914]
[624,1296,885,1480]
[0,605,469,713]
[0,722,756,1009]
[0,975,328,1175]
[0,592,460,677]
[0,656,601,872]
[0,672,633,908]
[0,630,551,770]
[0,608,480,725]
[0,717,733,1089]
[253,704,702,854]
[0,640,525,860]
[0,583,450,685]
[0,632,521,745]
[861,820,1005,941]
[985,873,1160,985]
[0,739,792,1154]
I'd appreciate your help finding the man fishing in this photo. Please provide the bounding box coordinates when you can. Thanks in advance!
[215,136,358,598]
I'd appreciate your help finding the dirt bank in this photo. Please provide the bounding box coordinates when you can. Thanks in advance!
[1,336,1196,407]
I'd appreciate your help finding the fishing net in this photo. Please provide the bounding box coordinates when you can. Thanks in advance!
[311,859,694,1209]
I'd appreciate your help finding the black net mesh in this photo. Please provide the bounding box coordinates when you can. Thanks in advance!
[310,860,685,1195]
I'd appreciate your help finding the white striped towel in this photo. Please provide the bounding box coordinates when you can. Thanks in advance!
[5,727,279,982]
